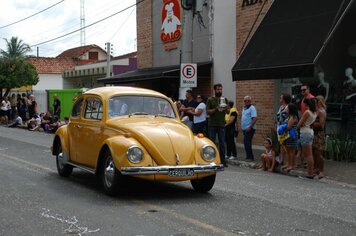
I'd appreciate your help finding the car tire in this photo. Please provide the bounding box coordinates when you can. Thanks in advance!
[56,142,73,177]
[101,150,121,196]
[190,174,216,193]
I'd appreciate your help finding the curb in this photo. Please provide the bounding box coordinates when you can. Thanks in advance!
[226,159,356,189]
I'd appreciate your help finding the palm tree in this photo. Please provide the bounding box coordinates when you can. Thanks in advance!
[0,37,35,97]
[0,36,31,60]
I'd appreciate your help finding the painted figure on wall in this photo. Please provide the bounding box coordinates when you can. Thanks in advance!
[161,0,182,43]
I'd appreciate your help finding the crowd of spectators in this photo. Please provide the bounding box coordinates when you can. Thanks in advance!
[260,85,326,180]
[175,83,327,179]
[0,93,69,133]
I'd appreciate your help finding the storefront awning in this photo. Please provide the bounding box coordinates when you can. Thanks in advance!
[232,0,354,81]
[98,61,212,84]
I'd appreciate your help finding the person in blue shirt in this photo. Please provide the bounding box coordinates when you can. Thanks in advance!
[241,95,258,161]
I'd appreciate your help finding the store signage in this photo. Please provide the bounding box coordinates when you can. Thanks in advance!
[161,0,182,45]
[180,63,197,88]
[242,0,267,7]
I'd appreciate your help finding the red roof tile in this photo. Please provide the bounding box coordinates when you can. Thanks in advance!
[27,57,76,74]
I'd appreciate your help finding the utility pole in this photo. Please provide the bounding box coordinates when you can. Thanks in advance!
[80,0,86,46]
[106,42,111,78]
[179,1,194,99]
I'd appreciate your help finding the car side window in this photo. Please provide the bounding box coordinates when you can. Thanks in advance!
[71,97,83,117]
[84,98,103,120]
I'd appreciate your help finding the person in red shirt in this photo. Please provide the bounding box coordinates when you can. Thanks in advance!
[300,85,315,114]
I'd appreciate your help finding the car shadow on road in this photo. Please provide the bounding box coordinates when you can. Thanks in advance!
[50,169,218,201]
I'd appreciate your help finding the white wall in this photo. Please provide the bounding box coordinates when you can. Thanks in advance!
[75,58,130,70]
[33,74,63,90]
[212,0,236,103]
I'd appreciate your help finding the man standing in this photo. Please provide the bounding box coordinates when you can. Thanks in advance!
[179,89,198,130]
[206,83,228,167]
[28,95,37,119]
[53,94,61,119]
[300,85,314,114]
[241,96,258,161]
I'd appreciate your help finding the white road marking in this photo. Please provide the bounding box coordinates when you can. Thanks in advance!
[41,208,100,235]
[0,152,55,173]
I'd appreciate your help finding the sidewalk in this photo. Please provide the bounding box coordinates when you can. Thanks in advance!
[227,144,356,187]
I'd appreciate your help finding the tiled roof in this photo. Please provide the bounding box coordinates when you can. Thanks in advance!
[27,57,76,74]
[56,44,105,58]
[113,51,137,60]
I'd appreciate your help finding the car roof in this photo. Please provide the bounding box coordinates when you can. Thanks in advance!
[83,86,167,99]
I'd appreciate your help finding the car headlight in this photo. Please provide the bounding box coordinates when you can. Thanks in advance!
[201,145,216,162]
[126,146,144,163]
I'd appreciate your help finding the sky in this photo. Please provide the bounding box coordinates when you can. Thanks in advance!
[0,0,137,58]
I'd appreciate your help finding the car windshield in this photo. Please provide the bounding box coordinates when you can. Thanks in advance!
[108,95,176,118]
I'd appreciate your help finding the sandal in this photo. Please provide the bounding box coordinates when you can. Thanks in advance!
[299,175,314,180]
[281,165,288,170]
[318,174,325,179]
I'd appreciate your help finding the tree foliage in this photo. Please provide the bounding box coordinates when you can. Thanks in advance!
[0,37,31,59]
[0,37,38,97]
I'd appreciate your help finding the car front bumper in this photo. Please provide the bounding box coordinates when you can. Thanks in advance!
[120,163,224,175]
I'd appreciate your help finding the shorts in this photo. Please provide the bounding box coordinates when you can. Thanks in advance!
[300,132,314,145]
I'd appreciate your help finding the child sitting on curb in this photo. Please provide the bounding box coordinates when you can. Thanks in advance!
[260,138,281,172]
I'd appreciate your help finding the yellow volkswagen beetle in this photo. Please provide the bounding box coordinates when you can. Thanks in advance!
[51,86,223,195]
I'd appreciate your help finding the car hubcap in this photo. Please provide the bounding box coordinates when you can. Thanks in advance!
[104,158,115,188]
[57,152,64,170]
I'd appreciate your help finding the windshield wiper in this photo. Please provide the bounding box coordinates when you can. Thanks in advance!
[155,113,172,118]
[129,112,149,117]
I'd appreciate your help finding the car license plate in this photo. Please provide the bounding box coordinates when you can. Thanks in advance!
[168,168,194,177]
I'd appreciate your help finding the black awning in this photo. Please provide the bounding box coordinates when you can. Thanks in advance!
[98,61,212,84]
[232,0,354,81]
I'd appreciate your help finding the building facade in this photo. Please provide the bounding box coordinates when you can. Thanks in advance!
[233,0,356,143]
[102,0,236,104]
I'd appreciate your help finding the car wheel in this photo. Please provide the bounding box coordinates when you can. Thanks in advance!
[56,142,73,177]
[190,174,216,193]
[101,150,120,196]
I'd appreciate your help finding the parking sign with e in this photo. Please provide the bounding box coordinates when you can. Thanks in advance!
[180,63,197,88]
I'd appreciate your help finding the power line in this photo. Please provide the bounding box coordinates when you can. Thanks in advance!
[30,0,145,48]
[109,8,135,41]
[0,0,66,30]
[26,0,124,45]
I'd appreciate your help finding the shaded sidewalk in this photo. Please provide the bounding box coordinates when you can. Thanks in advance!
[226,144,356,187]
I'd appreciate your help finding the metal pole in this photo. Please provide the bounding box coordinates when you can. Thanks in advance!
[106,42,111,78]
[179,6,193,99]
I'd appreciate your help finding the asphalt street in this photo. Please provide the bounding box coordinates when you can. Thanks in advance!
[0,126,355,236]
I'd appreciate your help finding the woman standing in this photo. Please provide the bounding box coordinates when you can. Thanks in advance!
[282,103,299,172]
[297,98,317,179]
[225,100,238,160]
[0,97,10,124]
[276,93,291,169]
[313,96,327,179]
[187,95,207,135]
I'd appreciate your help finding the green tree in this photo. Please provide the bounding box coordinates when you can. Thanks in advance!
[0,37,38,97]
[1,37,31,59]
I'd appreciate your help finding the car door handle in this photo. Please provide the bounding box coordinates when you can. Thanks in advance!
[75,125,81,128]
